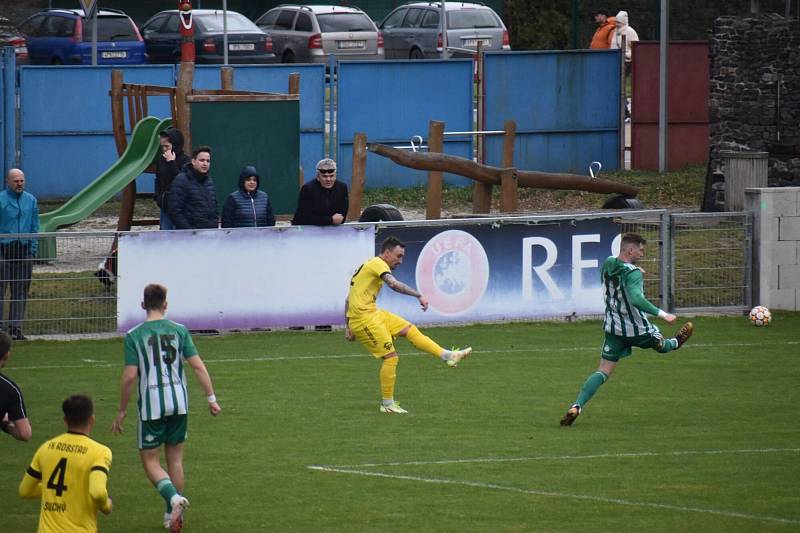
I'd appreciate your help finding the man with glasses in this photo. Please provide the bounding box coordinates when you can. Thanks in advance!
[292,158,349,226]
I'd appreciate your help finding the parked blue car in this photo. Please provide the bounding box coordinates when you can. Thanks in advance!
[19,8,146,65]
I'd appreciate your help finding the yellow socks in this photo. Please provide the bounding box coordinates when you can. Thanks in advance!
[380,355,398,400]
[405,326,445,358]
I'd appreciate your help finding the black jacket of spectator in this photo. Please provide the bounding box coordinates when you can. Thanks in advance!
[221,166,276,228]
[291,179,349,226]
[168,164,218,229]
[154,128,191,211]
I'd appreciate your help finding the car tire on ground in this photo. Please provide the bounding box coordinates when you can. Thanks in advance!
[602,195,645,209]
[358,204,404,222]
[409,48,424,60]
[283,50,295,63]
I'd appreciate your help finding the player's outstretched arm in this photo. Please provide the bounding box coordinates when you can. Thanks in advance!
[186,356,221,416]
[381,273,428,311]
[624,270,675,323]
[111,365,138,434]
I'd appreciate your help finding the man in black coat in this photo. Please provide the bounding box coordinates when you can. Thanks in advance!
[292,158,349,226]
[155,127,191,230]
[168,146,219,230]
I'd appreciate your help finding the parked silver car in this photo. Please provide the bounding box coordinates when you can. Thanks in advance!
[380,1,510,59]
[254,5,384,63]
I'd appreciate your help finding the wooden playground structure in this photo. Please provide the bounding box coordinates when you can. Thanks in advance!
[346,119,640,221]
[108,64,300,231]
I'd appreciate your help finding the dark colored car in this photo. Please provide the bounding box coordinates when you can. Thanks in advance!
[19,8,146,65]
[0,16,28,64]
[141,9,275,64]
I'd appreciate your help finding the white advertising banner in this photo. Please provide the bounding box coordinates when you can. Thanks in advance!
[118,225,375,332]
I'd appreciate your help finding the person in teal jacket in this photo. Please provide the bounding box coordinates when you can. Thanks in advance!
[0,169,39,341]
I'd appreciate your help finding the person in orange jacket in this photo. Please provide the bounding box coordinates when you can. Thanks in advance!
[590,10,616,49]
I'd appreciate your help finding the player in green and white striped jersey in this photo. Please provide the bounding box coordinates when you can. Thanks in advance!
[111,284,221,532]
[560,233,694,426]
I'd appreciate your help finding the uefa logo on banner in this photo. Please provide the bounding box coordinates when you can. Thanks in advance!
[415,230,489,314]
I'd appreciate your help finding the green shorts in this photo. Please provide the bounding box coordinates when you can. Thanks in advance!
[601,330,664,362]
[138,414,187,449]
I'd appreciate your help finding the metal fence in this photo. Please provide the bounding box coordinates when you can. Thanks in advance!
[10,231,118,338]
[616,211,753,313]
[3,211,752,338]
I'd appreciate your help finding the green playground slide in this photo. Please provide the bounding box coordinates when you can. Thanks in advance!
[40,116,172,233]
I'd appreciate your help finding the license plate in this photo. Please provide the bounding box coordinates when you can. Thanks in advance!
[337,40,365,49]
[229,43,254,51]
[101,51,127,59]
[463,39,490,48]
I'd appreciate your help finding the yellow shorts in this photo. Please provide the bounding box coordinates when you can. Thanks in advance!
[349,309,411,358]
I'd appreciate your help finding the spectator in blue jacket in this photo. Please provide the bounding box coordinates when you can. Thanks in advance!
[0,169,39,341]
[168,146,219,230]
[221,166,276,228]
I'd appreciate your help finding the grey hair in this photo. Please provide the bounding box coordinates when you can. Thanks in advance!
[316,158,337,171]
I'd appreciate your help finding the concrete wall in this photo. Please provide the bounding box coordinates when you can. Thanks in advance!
[746,186,800,310]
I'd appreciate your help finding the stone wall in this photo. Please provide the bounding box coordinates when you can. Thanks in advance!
[710,14,800,187]
[746,187,800,311]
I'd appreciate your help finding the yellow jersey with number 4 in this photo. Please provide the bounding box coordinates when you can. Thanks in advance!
[347,256,391,320]
[20,431,112,533]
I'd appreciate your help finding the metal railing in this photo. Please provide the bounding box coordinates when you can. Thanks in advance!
[1,211,752,337]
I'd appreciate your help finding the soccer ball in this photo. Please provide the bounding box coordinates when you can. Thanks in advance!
[748,306,771,327]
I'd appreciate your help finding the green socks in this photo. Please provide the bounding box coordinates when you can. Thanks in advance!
[155,478,178,513]
[575,371,609,407]
[657,338,679,353]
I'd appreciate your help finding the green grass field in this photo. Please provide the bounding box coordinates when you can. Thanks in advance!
[2,315,799,532]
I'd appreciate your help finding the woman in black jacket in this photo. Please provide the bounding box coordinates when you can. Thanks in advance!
[155,127,191,230]
[221,166,276,228]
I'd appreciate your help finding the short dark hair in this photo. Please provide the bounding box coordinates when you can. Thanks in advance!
[192,145,212,159]
[0,331,11,359]
[593,9,609,16]
[143,283,168,311]
[63,394,94,427]
[380,237,405,253]
[621,233,647,248]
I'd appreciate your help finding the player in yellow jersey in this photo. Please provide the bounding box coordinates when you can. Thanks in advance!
[345,236,472,414]
[19,394,112,533]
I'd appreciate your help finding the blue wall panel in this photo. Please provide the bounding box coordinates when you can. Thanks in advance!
[191,64,325,183]
[20,65,175,198]
[336,60,474,188]
[484,50,621,174]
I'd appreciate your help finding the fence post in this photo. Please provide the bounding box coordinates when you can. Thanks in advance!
[2,47,15,170]
[220,66,234,90]
[176,62,194,153]
[499,168,517,212]
[502,119,516,167]
[288,72,300,96]
[348,132,367,222]
[426,120,445,220]
[660,211,671,312]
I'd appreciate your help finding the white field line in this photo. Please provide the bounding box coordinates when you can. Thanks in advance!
[12,340,800,372]
[327,447,800,468]
[307,463,800,526]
